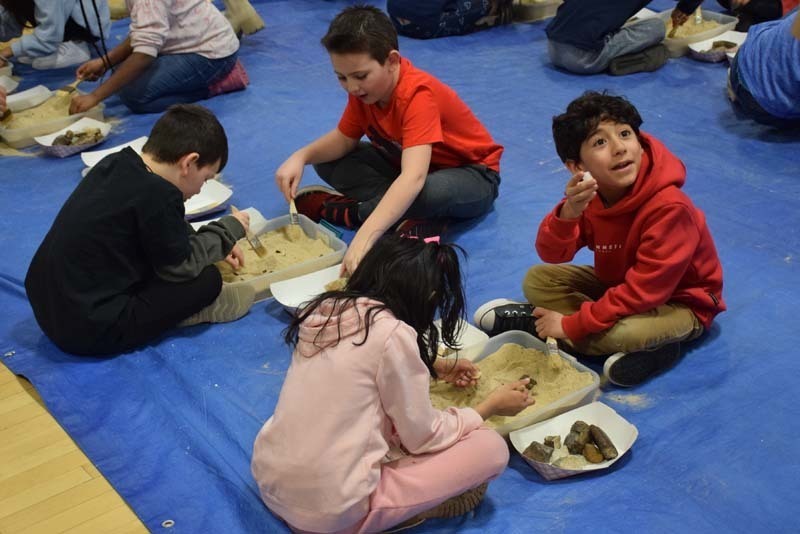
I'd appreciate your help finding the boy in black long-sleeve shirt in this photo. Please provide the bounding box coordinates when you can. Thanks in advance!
[25,104,255,355]
[546,0,702,75]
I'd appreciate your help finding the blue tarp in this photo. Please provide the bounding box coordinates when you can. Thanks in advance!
[1,1,798,532]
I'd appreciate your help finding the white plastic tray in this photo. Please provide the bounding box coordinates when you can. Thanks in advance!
[184,179,233,218]
[81,135,148,168]
[657,9,738,57]
[509,401,638,480]
[688,29,747,63]
[466,330,600,436]
[0,60,12,78]
[6,85,52,112]
[0,99,103,149]
[0,75,18,93]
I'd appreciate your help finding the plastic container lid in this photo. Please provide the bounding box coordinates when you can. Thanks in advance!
[5,85,53,112]
[0,75,18,94]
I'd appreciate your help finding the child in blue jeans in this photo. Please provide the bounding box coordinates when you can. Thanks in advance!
[546,0,699,75]
[70,0,248,114]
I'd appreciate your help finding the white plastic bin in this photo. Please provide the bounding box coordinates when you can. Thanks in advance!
[657,9,738,57]
[465,330,600,436]
[0,98,104,148]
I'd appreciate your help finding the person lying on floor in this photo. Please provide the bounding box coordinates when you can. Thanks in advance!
[0,0,111,70]
[545,0,699,75]
[726,8,800,128]
[25,104,255,356]
[475,91,726,387]
[275,5,504,275]
[252,234,534,533]
[386,0,513,39]
[69,0,248,115]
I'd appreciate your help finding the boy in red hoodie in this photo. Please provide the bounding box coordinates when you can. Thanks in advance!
[475,92,725,387]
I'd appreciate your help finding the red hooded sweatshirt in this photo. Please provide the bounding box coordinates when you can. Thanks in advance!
[536,132,726,342]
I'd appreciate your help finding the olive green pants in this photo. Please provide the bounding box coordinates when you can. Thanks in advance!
[522,264,703,356]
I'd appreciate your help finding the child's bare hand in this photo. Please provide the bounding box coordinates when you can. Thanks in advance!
[435,358,481,388]
[560,171,597,219]
[231,210,250,233]
[275,155,305,202]
[477,379,535,418]
[533,307,567,339]
[225,244,245,270]
[670,8,690,28]
[76,58,106,81]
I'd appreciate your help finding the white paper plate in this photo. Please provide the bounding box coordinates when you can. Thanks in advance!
[6,85,52,112]
[81,136,148,168]
[270,264,342,311]
[509,401,638,481]
[688,30,747,62]
[184,179,233,217]
[189,206,268,233]
[0,75,18,93]
[33,117,111,147]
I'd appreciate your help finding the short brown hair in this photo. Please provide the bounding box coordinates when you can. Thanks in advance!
[321,5,398,64]
[142,104,228,170]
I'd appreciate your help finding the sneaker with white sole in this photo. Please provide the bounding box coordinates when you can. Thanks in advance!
[387,482,489,531]
[473,298,536,337]
[603,343,682,387]
[32,41,91,70]
[178,282,255,327]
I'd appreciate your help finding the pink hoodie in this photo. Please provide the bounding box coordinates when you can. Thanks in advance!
[251,298,483,533]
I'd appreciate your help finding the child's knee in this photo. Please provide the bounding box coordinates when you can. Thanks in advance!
[471,427,510,477]
[522,264,554,300]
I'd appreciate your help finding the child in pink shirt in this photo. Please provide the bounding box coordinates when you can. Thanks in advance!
[70,0,248,114]
[251,235,534,533]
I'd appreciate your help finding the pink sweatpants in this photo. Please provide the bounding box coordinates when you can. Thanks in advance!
[291,426,509,533]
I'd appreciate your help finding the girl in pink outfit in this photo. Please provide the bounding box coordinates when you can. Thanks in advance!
[251,235,535,533]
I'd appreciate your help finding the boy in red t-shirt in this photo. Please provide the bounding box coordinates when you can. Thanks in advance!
[474,92,726,387]
[274,5,503,274]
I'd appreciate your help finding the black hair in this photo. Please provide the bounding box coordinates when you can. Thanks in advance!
[552,91,643,163]
[284,234,466,379]
[321,4,399,64]
[0,0,35,28]
[142,104,228,171]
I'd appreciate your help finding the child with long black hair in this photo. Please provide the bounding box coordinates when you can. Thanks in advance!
[252,234,534,533]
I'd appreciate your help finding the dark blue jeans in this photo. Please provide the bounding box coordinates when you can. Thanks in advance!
[728,54,800,128]
[118,51,238,114]
[388,0,493,39]
[313,142,501,221]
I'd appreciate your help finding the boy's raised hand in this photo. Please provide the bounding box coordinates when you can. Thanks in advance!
[476,379,536,419]
[559,171,597,220]
[275,154,305,202]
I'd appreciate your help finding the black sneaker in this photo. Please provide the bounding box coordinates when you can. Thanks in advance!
[322,196,360,229]
[608,44,670,76]
[603,343,682,387]
[473,298,536,336]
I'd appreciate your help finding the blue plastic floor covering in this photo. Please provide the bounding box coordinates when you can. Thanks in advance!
[1,1,799,532]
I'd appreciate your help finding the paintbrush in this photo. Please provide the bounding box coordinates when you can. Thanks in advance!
[56,78,83,95]
[231,205,266,257]
[223,0,265,36]
[545,336,559,357]
[286,199,303,241]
